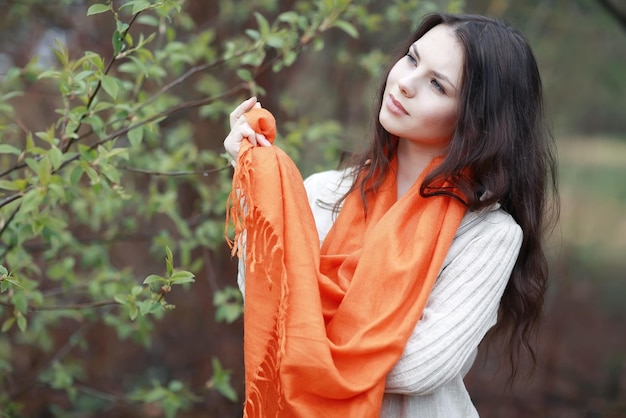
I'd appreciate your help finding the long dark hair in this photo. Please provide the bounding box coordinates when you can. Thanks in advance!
[344,13,559,380]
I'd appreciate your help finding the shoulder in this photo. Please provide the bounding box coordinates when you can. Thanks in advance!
[458,205,522,238]
[444,204,523,267]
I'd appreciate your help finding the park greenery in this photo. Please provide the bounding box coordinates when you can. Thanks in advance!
[0,0,363,415]
[0,0,624,416]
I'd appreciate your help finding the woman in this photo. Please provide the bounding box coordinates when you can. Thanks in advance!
[224,12,557,418]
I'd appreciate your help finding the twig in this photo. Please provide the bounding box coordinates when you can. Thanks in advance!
[0,204,20,254]
[62,12,141,152]
[74,384,124,404]
[135,49,251,114]
[120,164,230,177]
[0,82,246,213]
[0,299,117,312]
[8,310,108,400]
[58,83,247,172]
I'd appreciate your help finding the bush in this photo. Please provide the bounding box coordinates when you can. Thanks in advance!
[0,0,360,415]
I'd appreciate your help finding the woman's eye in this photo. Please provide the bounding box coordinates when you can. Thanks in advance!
[405,53,417,65]
[431,79,445,94]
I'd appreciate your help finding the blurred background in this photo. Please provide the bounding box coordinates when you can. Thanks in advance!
[0,0,624,417]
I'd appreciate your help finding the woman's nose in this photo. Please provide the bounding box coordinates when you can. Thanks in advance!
[398,74,416,97]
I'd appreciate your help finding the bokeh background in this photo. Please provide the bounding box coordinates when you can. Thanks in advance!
[1,0,625,417]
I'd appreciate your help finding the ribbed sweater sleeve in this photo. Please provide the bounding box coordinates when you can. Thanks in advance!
[384,214,522,394]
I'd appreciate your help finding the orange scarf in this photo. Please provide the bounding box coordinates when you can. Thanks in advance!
[227,109,466,417]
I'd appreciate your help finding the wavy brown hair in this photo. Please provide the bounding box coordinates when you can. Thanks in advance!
[342,13,559,380]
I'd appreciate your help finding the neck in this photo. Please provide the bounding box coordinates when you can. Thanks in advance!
[396,138,446,199]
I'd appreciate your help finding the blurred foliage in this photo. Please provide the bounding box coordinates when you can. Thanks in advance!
[466,0,626,136]
[0,0,375,415]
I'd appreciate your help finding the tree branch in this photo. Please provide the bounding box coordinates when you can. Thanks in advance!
[62,12,141,152]
[8,309,109,400]
[120,164,230,177]
[0,205,20,259]
[135,48,252,115]
[0,299,117,312]
[0,82,246,212]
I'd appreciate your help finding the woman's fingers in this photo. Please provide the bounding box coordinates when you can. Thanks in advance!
[229,97,257,128]
[224,122,253,159]
[257,134,272,147]
[224,97,272,161]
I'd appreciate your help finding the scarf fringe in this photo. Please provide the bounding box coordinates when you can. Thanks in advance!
[226,147,289,417]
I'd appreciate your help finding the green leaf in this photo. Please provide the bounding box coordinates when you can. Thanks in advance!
[37,155,52,186]
[278,11,299,23]
[19,188,45,215]
[38,70,62,80]
[112,30,125,56]
[266,34,285,48]
[215,303,242,324]
[101,75,119,99]
[114,295,129,305]
[209,357,237,402]
[100,164,120,184]
[128,304,139,321]
[87,4,110,16]
[0,180,21,191]
[254,12,271,37]
[116,20,130,34]
[283,50,297,67]
[53,40,69,67]
[0,144,21,155]
[69,165,83,186]
[128,126,144,147]
[165,247,173,277]
[0,91,23,101]
[137,300,162,316]
[143,275,166,285]
[236,69,252,82]
[131,286,143,297]
[245,29,260,40]
[131,0,152,15]
[332,20,359,38]
[168,380,183,392]
[16,314,27,333]
[49,146,63,170]
[137,14,159,26]
[84,165,99,184]
[170,271,195,285]
[13,293,28,314]
[1,318,15,332]
[78,145,98,162]
[105,147,129,160]
[3,278,24,290]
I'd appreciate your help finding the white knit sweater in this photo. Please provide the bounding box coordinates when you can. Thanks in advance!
[237,168,523,418]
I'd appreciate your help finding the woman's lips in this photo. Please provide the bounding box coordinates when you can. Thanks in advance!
[388,94,409,116]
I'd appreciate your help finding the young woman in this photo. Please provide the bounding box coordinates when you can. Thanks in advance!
[224,12,557,418]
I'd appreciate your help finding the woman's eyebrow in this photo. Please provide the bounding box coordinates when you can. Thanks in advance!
[411,44,458,92]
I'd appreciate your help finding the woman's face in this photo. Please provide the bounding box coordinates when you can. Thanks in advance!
[379,24,464,151]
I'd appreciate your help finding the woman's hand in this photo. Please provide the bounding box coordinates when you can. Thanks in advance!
[224,97,273,161]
